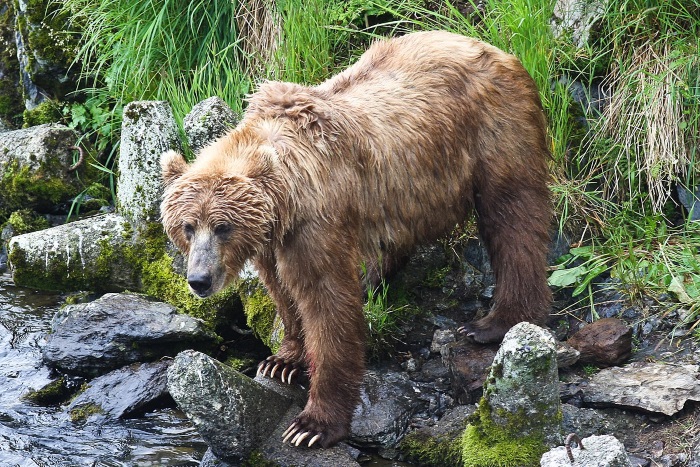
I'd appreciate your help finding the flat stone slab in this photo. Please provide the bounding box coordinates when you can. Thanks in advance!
[541,434,632,467]
[582,362,700,416]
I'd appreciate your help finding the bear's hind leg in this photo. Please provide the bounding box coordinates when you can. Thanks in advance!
[462,181,552,343]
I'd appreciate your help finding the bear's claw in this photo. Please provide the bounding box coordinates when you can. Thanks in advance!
[282,421,323,448]
[257,356,302,385]
[458,319,511,344]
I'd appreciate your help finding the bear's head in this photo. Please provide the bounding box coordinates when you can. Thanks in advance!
[160,148,276,298]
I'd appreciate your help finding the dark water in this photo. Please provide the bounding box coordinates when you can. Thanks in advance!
[0,273,207,466]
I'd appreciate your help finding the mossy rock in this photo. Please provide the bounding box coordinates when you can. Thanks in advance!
[400,430,463,466]
[235,274,281,353]
[460,398,550,467]
[23,99,63,127]
[2,209,49,236]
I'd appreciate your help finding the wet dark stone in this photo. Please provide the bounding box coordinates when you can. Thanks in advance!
[350,369,424,448]
[443,338,498,404]
[43,293,217,376]
[67,360,171,419]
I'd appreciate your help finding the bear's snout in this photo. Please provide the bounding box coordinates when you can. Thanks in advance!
[188,272,213,297]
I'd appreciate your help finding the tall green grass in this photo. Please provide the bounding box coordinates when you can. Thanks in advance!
[58,0,344,125]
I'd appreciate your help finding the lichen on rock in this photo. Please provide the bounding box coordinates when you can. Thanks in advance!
[461,322,562,467]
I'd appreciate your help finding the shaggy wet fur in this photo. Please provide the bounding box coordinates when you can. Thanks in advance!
[160,30,552,448]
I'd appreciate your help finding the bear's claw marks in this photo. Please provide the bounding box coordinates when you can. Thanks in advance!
[256,356,302,385]
[282,421,324,448]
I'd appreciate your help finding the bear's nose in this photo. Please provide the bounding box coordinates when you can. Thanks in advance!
[188,273,212,297]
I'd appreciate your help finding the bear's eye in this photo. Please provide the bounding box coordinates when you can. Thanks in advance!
[183,222,195,240]
[214,223,233,237]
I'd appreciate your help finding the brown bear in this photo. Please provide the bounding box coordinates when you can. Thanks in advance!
[160,30,552,449]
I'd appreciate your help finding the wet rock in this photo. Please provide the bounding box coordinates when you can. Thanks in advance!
[677,185,700,221]
[8,213,137,292]
[541,434,632,467]
[567,317,632,367]
[430,328,455,354]
[67,361,171,420]
[349,369,423,448]
[462,323,562,466]
[166,350,292,463]
[184,96,238,153]
[117,101,181,223]
[582,362,700,416]
[561,404,608,438]
[443,338,498,404]
[462,238,494,288]
[42,293,216,376]
[0,124,85,213]
[254,406,361,467]
[689,436,700,467]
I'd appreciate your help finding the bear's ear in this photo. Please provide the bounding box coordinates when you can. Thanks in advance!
[161,150,189,186]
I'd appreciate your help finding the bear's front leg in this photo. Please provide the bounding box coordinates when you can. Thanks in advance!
[254,253,307,385]
[277,230,366,448]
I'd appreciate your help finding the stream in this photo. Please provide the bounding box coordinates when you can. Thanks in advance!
[0,273,207,466]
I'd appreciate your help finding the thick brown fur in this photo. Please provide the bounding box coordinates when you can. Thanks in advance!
[160,31,552,448]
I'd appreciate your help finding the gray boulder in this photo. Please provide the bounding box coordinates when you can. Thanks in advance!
[0,124,84,212]
[350,369,422,448]
[541,434,632,467]
[462,323,562,466]
[42,293,216,376]
[184,96,238,153]
[167,350,291,463]
[117,101,181,223]
[551,0,607,48]
[67,360,171,420]
[8,213,136,292]
[168,350,361,466]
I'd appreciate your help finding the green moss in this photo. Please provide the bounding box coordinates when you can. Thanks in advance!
[69,403,104,422]
[3,209,49,235]
[22,377,73,405]
[423,265,451,288]
[0,2,22,125]
[235,277,279,351]
[224,356,257,372]
[0,159,78,215]
[242,451,278,467]
[85,182,111,200]
[460,398,551,467]
[400,430,464,467]
[22,0,79,98]
[22,99,63,127]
